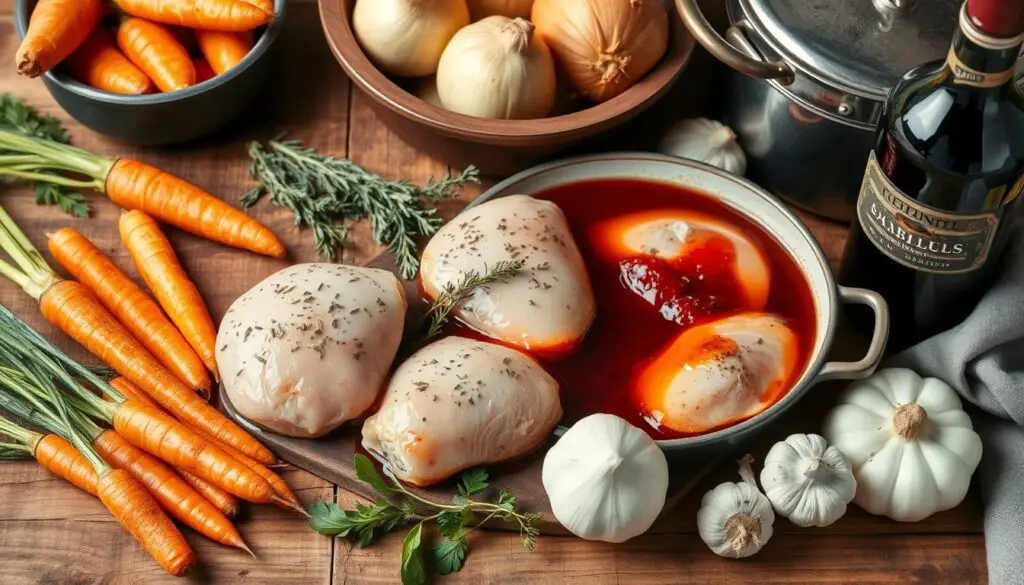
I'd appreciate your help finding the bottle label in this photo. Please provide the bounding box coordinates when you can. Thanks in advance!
[947,47,1015,88]
[856,152,999,274]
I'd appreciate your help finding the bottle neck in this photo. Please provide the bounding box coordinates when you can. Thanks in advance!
[946,3,1023,89]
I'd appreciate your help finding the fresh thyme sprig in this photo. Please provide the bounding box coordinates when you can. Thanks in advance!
[422,259,526,339]
[0,94,89,218]
[244,139,479,279]
[309,454,539,585]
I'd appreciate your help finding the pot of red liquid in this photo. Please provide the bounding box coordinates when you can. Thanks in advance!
[467,153,890,456]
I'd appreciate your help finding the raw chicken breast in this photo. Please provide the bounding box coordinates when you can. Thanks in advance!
[592,210,771,310]
[420,194,596,353]
[218,264,406,438]
[637,313,800,434]
[362,336,562,486]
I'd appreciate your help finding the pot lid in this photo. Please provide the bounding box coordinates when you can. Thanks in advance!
[738,0,961,99]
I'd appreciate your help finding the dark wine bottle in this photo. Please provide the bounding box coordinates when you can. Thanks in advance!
[838,0,1024,353]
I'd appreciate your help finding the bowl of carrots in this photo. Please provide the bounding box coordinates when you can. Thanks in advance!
[13,0,285,145]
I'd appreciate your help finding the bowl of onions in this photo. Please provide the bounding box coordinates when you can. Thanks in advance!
[318,0,695,175]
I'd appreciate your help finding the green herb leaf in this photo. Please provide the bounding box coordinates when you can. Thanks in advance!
[34,181,89,218]
[436,508,469,539]
[354,454,393,496]
[458,467,489,497]
[432,538,468,575]
[307,502,349,536]
[423,260,525,340]
[307,500,409,546]
[497,488,517,514]
[400,523,426,585]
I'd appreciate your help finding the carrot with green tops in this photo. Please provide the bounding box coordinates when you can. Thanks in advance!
[0,206,276,465]
[65,28,152,95]
[120,211,219,378]
[0,123,285,257]
[117,18,196,93]
[114,0,272,32]
[48,228,211,396]
[195,30,253,75]
[0,417,99,494]
[15,0,104,77]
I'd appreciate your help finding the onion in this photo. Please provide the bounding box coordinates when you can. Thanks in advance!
[531,0,669,102]
[468,0,534,19]
[436,16,556,119]
[352,0,470,77]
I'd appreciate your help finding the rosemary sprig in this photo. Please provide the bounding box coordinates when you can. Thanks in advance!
[245,138,479,279]
[309,455,539,585]
[422,259,526,339]
[0,94,89,218]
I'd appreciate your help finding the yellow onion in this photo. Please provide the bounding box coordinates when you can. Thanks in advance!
[532,0,668,102]
[468,0,534,19]
[352,0,470,77]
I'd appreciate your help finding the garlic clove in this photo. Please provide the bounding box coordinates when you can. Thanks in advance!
[658,118,747,176]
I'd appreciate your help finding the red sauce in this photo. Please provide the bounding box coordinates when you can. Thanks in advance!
[448,179,816,440]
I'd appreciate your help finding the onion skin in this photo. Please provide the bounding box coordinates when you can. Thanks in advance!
[531,0,669,103]
[468,0,534,19]
[352,0,470,77]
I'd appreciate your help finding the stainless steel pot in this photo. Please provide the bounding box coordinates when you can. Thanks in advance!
[475,152,890,457]
[676,0,960,221]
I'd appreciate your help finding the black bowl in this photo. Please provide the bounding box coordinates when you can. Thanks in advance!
[14,0,286,145]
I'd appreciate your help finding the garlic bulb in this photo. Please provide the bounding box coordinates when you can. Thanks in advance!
[469,0,533,19]
[658,118,747,175]
[542,414,668,543]
[697,455,774,558]
[436,16,556,120]
[352,0,469,77]
[760,434,856,528]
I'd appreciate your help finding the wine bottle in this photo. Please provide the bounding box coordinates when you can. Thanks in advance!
[838,0,1024,352]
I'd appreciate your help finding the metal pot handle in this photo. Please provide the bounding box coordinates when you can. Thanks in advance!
[674,0,795,84]
[816,287,890,382]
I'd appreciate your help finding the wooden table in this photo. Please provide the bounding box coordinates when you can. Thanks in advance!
[0,2,987,583]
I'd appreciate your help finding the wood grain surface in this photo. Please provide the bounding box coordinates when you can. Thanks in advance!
[0,3,987,584]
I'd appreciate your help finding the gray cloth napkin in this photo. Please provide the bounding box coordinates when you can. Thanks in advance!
[888,220,1024,585]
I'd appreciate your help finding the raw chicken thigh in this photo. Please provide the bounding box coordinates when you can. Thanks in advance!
[362,336,562,486]
[218,264,406,438]
[419,194,596,353]
[637,313,800,434]
[592,209,771,311]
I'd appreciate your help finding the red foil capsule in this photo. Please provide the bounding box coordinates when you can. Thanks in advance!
[966,0,1024,39]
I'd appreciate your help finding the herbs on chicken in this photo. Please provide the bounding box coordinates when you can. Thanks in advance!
[422,259,525,339]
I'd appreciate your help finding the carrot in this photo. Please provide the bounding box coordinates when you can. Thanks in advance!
[48,228,211,396]
[114,0,272,32]
[15,0,104,77]
[243,0,274,13]
[110,399,278,503]
[119,211,219,378]
[116,17,196,93]
[64,28,152,95]
[193,58,216,83]
[97,468,196,576]
[33,433,100,494]
[180,470,241,518]
[108,376,160,410]
[94,429,252,553]
[204,432,303,514]
[36,280,275,463]
[195,30,253,75]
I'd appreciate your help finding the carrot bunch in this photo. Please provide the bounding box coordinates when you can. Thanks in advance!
[15,0,273,94]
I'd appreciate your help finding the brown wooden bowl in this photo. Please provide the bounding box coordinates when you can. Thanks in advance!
[318,0,695,176]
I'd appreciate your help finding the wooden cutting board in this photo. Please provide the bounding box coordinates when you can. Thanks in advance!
[219,252,718,535]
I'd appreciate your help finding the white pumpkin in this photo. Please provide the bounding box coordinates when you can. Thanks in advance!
[760,434,856,527]
[822,368,982,522]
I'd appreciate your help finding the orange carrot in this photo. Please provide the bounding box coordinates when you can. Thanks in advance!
[105,159,286,258]
[96,468,196,576]
[204,432,302,513]
[193,58,216,83]
[15,0,104,77]
[108,376,161,410]
[195,30,253,75]
[48,228,211,396]
[33,433,100,494]
[116,17,196,93]
[110,399,277,503]
[114,0,272,32]
[94,429,251,552]
[243,0,274,13]
[37,280,276,464]
[180,470,241,518]
[119,211,219,378]
[64,28,152,95]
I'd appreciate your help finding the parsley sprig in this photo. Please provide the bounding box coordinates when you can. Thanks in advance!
[309,455,539,584]
[422,259,526,340]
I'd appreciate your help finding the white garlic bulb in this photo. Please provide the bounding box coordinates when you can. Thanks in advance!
[697,455,774,558]
[542,414,668,543]
[352,0,469,77]
[760,434,857,528]
[658,118,747,175]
